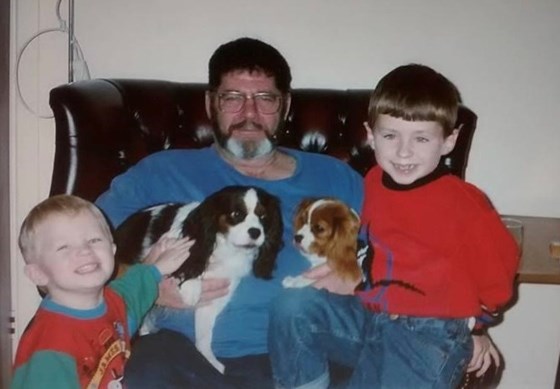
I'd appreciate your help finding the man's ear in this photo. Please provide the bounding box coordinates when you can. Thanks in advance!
[205,91,213,119]
[442,127,460,155]
[24,263,49,287]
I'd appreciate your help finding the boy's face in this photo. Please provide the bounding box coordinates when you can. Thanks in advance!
[368,114,458,185]
[25,210,116,305]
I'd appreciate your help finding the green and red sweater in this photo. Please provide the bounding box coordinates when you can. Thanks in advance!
[357,165,519,328]
[11,264,160,389]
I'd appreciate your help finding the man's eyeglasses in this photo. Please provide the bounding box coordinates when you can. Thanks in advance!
[215,92,282,114]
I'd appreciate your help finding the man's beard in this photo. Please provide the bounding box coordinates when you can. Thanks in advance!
[211,114,283,159]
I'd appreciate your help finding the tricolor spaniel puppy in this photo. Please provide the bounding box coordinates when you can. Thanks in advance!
[114,185,283,373]
[283,197,362,288]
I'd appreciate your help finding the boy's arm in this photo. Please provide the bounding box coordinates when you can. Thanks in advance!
[11,351,80,389]
[111,236,194,332]
[109,264,161,334]
[469,207,519,329]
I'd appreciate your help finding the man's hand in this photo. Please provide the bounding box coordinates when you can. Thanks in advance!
[467,333,501,377]
[157,277,186,308]
[155,276,230,309]
[198,278,230,306]
[303,263,359,295]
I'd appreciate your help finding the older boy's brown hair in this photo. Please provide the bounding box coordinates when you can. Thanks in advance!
[18,194,112,263]
[368,64,461,137]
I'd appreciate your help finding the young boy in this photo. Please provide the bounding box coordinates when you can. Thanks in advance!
[11,195,194,389]
[269,64,519,389]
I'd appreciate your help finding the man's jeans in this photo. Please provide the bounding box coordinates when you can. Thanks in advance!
[269,288,473,389]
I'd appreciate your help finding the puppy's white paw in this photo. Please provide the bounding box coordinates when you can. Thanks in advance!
[179,278,202,306]
[282,276,297,288]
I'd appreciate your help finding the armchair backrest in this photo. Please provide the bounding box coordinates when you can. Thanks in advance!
[49,79,477,202]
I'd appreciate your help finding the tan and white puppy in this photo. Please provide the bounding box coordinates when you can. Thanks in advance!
[283,198,362,288]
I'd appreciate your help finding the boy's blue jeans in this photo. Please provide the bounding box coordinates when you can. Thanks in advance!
[269,288,473,389]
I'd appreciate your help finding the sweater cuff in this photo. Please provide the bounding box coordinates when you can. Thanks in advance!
[145,264,163,283]
[473,308,500,333]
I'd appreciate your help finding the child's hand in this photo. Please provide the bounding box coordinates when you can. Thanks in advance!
[149,236,195,276]
[467,333,501,377]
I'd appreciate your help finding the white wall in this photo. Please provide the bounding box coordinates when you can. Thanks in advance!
[11,0,65,356]
[12,1,560,388]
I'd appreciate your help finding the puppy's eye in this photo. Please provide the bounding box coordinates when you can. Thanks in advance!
[312,224,325,234]
[229,211,243,222]
[258,213,267,220]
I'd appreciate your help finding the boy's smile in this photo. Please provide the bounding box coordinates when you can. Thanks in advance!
[370,114,458,185]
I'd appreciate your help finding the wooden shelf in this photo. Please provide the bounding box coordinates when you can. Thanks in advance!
[505,215,560,284]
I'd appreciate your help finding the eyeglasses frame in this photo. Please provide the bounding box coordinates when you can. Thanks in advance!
[212,91,284,115]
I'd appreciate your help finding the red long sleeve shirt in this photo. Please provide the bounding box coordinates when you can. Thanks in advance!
[358,166,519,320]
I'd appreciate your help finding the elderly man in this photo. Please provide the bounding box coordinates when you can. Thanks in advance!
[96,37,363,389]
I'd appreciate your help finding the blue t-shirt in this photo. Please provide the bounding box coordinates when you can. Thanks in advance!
[96,146,363,357]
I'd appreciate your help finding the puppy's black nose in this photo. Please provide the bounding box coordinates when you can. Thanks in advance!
[294,234,303,244]
[248,228,261,240]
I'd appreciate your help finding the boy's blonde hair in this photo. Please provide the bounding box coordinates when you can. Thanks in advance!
[18,194,113,263]
[368,64,461,137]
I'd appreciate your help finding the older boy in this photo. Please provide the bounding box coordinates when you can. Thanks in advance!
[11,195,194,389]
[269,64,519,389]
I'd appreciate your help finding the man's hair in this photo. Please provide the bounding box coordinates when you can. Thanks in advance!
[368,64,461,136]
[208,37,292,94]
[18,194,113,263]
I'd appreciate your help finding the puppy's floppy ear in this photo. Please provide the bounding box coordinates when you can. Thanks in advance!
[114,210,152,265]
[253,190,284,279]
[179,199,220,280]
[327,203,362,282]
[332,205,360,253]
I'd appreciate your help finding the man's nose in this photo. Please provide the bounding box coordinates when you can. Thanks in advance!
[241,96,258,116]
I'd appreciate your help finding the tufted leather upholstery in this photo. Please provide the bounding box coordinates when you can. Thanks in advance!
[48,79,477,202]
